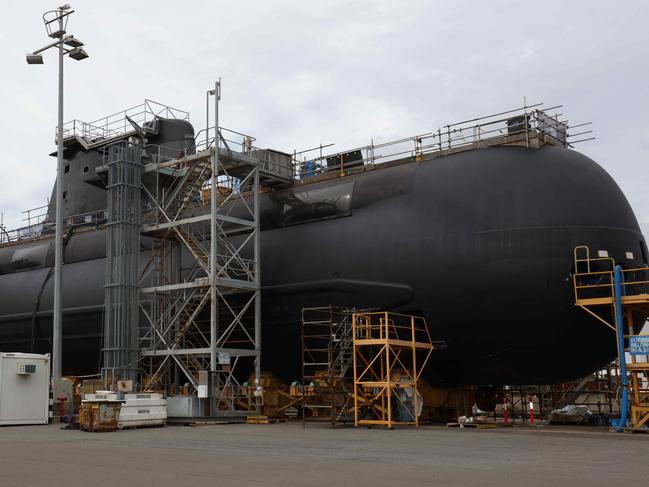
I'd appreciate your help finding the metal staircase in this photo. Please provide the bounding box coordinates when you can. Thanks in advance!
[135,84,293,415]
[332,313,354,378]
[163,158,211,220]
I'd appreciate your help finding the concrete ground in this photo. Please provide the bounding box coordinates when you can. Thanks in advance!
[0,422,646,486]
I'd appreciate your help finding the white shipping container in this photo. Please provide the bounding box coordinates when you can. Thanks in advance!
[0,353,50,426]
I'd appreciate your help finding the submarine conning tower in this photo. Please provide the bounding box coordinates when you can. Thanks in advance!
[2,97,641,399]
[45,101,196,221]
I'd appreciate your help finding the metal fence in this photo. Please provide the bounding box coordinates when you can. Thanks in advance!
[0,208,108,245]
[293,103,592,180]
[60,99,190,143]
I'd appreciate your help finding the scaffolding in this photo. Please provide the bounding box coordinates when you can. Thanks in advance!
[300,306,356,427]
[352,311,436,428]
[102,141,142,386]
[135,83,292,415]
[572,245,649,430]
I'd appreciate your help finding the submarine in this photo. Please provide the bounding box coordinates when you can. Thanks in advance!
[0,103,645,386]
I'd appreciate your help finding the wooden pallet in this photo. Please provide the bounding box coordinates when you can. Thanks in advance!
[168,418,246,427]
[246,415,287,425]
[447,422,497,429]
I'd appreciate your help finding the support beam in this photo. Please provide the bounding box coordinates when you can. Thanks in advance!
[141,347,257,357]
[141,212,254,234]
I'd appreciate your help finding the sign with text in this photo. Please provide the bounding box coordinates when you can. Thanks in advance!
[629,335,649,355]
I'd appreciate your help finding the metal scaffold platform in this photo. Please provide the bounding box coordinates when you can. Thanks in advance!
[96,83,293,416]
[572,245,649,430]
[300,306,356,427]
[352,311,437,428]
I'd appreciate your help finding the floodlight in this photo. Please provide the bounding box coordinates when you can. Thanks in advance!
[63,36,84,48]
[26,53,44,64]
[68,47,89,61]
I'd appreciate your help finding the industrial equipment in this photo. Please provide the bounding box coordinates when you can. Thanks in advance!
[117,393,166,429]
[0,353,50,425]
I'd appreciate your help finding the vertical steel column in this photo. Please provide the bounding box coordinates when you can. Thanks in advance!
[205,91,210,149]
[254,167,261,413]
[52,17,65,381]
[210,79,221,374]
[612,265,629,431]
[352,313,359,427]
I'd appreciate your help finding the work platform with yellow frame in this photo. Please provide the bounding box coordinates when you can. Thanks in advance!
[572,245,649,430]
[352,311,438,429]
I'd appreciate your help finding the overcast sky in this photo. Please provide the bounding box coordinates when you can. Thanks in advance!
[1,0,648,232]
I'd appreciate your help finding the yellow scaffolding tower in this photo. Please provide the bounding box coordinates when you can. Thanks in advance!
[572,245,649,429]
[352,312,436,428]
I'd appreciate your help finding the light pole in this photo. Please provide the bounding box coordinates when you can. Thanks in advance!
[208,80,220,375]
[26,4,89,380]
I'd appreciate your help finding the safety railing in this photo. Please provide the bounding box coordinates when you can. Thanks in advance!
[0,208,108,245]
[59,99,190,143]
[352,311,433,346]
[193,126,256,154]
[572,246,649,303]
[293,103,593,180]
[0,203,52,244]
[21,204,50,228]
[193,126,294,181]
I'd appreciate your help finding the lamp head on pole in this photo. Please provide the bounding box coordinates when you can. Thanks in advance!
[26,53,45,65]
[68,47,89,61]
[27,7,89,65]
[63,36,84,48]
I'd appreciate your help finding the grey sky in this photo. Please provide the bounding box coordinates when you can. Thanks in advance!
[1,0,648,232]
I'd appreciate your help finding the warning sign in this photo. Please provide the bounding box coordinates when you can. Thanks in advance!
[629,336,649,355]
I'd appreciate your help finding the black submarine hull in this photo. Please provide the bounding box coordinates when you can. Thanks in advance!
[0,143,644,384]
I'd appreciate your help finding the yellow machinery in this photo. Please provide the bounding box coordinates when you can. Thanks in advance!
[573,246,649,429]
[352,311,436,428]
[239,372,298,417]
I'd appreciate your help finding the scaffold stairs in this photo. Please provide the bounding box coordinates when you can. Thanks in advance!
[332,314,354,377]
[164,158,212,220]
